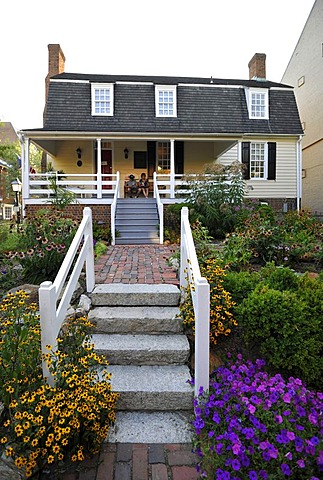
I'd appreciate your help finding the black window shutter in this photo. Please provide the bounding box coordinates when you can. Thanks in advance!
[175,141,184,175]
[267,142,276,180]
[147,141,156,179]
[241,142,250,180]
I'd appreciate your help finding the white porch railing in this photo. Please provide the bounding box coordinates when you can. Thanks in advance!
[38,207,95,385]
[28,172,119,201]
[153,172,164,244]
[180,206,210,397]
[111,171,120,245]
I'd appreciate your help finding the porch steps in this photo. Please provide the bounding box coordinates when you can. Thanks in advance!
[89,283,193,443]
[115,198,159,245]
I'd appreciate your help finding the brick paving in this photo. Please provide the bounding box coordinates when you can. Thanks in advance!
[94,245,179,285]
[55,246,197,479]
[57,444,199,480]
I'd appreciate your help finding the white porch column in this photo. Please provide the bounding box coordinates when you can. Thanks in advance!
[96,138,102,199]
[20,135,30,215]
[170,139,175,198]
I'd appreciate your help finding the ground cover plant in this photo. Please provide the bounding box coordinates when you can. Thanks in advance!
[192,355,323,480]
[0,290,119,478]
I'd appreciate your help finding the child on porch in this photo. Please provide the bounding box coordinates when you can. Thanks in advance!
[137,173,149,198]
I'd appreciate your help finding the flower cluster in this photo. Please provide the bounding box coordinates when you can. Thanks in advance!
[224,206,323,268]
[180,258,237,346]
[5,209,78,284]
[0,292,119,478]
[192,355,323,479]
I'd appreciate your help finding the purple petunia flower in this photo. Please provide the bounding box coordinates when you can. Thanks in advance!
[281,463,291,476]
[231,459,241,471]
[249,471,258,480]
[297,459,305,468]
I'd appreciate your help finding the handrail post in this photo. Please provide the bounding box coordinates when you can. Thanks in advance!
[180,206,210,397]
[39,281,57,386]
[195,279,210,397]
[83,207,95,292]
[180,207,189,290]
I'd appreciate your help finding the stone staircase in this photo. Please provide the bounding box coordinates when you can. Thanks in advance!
[89,284,193,443]
[115,198,159,245]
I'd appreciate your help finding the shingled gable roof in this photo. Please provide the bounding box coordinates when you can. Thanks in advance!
[37,72,303,136]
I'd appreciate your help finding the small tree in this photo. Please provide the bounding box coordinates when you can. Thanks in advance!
[186,162,246,238]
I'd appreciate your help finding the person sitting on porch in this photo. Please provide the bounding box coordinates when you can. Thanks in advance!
[136,172,149,198]
[126,174,138,198]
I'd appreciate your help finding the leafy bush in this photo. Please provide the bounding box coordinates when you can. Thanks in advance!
[186,162,246,238]
[164,203,199,243]
[180,257,237,346]
[192,356,323,480]
[236,279,323,389]
[5,209,78,284]
[222,269,260,306]
[92,222,112,244]
[94,241,108,258]
[0,291,119,478]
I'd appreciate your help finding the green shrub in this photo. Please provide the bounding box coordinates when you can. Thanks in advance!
[92,222,112,243]
[222,269,260,306]
[236,283,323,389]
[94,241,108,258]
[164,203,199,243]
[259,262,300,291]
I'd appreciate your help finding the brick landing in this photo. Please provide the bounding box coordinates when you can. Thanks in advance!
[53,443,198,480]
[95,245,179,285]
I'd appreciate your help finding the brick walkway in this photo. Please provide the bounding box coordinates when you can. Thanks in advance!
[55,245,198,480]
[57,443,198,480]
[95,245,180,285]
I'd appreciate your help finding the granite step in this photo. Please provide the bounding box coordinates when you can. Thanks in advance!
[107,411,192,443]
[93,333,190,365]
[90,284,180,307]
[89,306,182,334]
[106,365,193,410]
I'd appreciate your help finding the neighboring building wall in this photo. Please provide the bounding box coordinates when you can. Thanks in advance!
[281,0,323,213]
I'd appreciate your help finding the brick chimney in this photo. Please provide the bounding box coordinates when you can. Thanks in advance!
[45,44,65,103]
[248,53,266,80]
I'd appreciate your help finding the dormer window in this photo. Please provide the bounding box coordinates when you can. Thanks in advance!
[91,83,114,116]
[246,88,269,119]
[155,85,177,117]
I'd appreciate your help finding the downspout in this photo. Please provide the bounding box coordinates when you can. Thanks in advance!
[296,135,302,211]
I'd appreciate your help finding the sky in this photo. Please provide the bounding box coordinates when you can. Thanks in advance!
[0,0,315,132]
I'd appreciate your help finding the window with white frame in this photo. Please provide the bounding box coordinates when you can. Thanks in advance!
[246,88,269,119]
[157,142,170,172]
[250,142,266,178]
[4,206,12,220]
[91,83,114,116]
[155,86,177,117]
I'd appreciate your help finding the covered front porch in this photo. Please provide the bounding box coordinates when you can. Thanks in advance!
[19,134,238,208]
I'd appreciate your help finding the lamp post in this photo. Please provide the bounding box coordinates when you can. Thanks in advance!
[11,178,22,224]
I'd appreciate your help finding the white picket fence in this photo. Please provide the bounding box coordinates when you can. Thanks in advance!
[38,207,95,385]
[180,207,210,397]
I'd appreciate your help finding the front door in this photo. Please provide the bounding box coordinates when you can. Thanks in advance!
[101,150,112,189]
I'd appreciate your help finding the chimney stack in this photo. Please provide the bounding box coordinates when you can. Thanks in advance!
[44,44,65,126]
[248,53,266,80]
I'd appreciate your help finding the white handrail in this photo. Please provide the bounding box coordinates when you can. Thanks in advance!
[111,171,120,245]
[153,172,164,244]
[180,207,210,397]
[39,207,95,385]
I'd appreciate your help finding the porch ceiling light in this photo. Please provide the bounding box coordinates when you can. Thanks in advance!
[124,147,129,159]
[11,178,22,193]
[76,147,82,159]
